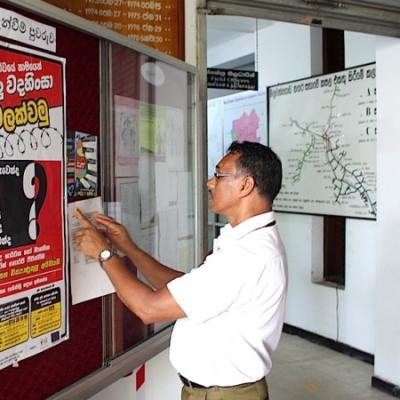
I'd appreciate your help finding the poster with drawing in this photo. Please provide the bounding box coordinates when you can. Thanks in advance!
[114,95,139,177]
[0,43,68,370]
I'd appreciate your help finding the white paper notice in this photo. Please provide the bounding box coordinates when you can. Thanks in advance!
[157,208,178,267]
[68,197,115,304]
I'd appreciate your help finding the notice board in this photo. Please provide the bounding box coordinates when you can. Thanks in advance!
[268,63,377,219]
[0,5,103,400]
[0,1,197,397]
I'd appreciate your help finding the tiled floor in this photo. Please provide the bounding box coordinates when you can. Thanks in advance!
[268,333,394,400]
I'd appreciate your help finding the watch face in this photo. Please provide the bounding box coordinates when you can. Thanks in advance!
[100,249,112,262]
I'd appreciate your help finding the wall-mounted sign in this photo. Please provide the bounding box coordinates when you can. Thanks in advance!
[268,63,377,219]
[0,8,56,52]
[44,0,184,59]
[207,69,258,91]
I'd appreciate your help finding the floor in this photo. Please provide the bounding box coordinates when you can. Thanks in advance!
[268,332,394,400]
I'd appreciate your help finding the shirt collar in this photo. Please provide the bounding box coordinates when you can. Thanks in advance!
[216,211,275,249]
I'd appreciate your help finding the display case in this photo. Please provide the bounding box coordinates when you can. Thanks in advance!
[0,0,199,399]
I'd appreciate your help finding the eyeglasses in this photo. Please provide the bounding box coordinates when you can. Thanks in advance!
[213,171,242,180]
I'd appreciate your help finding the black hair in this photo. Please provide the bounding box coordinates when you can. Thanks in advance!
[227,141,282,202]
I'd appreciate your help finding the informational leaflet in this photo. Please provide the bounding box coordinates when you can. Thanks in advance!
[0,43,68,370]
[68,197,115,305]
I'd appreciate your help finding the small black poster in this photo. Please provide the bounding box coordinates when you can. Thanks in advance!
[207,68,258,90]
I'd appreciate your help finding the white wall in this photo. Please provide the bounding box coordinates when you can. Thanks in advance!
[254,23,377,354]
[257,21,315,88]
[146,349,181,399]
[89,372,136,400]
[374,36,400,387]
[278,213,339,338]
[335,32,377,351]
[339,219,376,350]
[208,32,254,68]
[339,32,377,352]
[89,349,182,400]
[184,0,197,65]
[345,31,377,67]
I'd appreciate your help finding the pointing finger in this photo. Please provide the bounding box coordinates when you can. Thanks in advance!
[74,208,93,228]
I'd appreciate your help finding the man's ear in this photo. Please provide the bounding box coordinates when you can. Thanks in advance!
[240,176,255,196]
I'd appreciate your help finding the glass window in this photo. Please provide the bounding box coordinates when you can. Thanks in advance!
[107,43,196,356]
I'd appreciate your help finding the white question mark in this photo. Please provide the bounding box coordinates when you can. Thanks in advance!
[23,162,37,241]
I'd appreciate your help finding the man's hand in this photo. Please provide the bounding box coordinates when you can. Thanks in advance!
[94,214,136,255]
[74,208,110,260]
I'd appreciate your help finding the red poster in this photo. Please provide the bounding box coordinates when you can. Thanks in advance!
[0,43,67,370]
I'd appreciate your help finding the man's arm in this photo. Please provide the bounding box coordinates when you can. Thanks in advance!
[94,213,184,289]
[74,209,186,323]
[124,246,183,290]
[99,255,185,324]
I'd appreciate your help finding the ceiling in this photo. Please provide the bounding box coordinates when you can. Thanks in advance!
[205,1,400,37]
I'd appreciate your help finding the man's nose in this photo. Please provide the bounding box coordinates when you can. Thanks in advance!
[206,176,215,189]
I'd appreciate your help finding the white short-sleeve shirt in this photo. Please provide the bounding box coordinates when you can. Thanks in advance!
[167,211,288,387]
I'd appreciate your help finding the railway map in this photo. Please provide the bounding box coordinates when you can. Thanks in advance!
[268,64,376,219]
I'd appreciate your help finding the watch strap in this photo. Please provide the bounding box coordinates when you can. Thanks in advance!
[99,248,114,265]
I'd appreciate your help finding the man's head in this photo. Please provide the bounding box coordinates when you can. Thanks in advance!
[226,141,282,203]
[207,141,282,224]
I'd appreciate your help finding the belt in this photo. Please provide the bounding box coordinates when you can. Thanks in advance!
[179,374,209,389]
[179,374,263,390]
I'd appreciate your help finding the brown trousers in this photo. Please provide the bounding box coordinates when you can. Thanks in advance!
[181,378,269,400]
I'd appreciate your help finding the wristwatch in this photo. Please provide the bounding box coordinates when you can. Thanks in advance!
[98,248,114,266]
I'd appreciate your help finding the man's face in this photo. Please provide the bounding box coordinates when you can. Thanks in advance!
[207,152,244,217]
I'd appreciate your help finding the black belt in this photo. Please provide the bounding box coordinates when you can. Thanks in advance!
[179,374,209,389]
[179,374,263,389]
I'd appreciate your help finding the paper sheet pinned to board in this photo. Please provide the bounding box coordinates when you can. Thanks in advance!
[68,197,115,304]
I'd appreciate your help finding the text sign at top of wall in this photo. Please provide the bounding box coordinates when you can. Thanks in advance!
[44,0,183,58]
[0,8,56,52]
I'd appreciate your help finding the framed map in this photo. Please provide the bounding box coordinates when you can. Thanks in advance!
[268,63,376,219]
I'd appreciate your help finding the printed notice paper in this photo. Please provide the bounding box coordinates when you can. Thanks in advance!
[68,197,115,304]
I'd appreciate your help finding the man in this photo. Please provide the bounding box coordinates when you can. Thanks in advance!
[75,141,287,400]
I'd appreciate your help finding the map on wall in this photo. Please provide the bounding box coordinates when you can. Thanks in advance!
[208,90,267,177]
[268,63,376,219]
[223,89,267,151]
